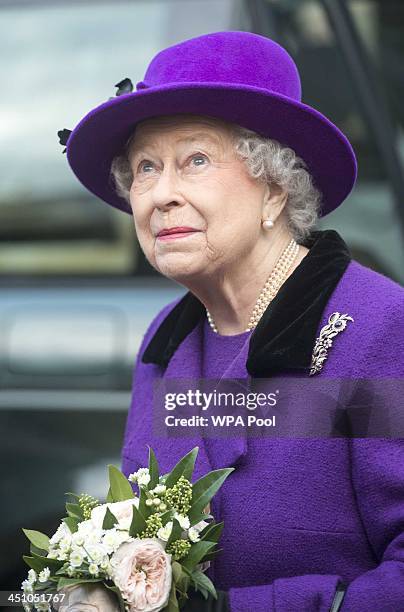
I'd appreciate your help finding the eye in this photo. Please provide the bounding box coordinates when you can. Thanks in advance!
[137,160,155,173]
[189,153,207,167]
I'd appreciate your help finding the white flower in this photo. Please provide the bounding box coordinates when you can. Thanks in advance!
[99,556,112,576]
[56,550,68,561]
[100,558,113,578]
[75,518,104,545]
[187,519,209,543]
[86,543,109,565]
[66,566,76,577]
[49,521,72,546]
[88,563,99,576]
[137,468,151,486]
[188,527,201,543]
[100,556,110,570]
[157,521,173,542]
[128,467,151,487]
[77,519,97,536]
[69,547,86,568]
[23,604,31,612]
[90,498,139,531]
[71,531,85,547]
[145,499,153,507]
[152,484,166,495]
[174,512,190,530]
[46,549,59,559]
[38,567,50,583]
[21,579,33,593]
[102,528,131,554]
[27,569,37,584]
[58,536,72,552]
[84,527,104,546]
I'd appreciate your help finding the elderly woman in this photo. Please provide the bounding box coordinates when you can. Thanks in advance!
[61,31,404,612]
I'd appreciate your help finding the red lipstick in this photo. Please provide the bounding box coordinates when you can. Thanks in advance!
[157,227,201,240]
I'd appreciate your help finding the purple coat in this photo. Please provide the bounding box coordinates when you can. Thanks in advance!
[121,230,404,611]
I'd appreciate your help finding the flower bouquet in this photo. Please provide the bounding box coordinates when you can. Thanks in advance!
[21,447,233,612]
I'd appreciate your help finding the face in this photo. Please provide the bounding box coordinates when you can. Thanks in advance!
[127,115,270,283]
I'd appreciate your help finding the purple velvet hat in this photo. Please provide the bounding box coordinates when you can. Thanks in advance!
[64,30,357,216]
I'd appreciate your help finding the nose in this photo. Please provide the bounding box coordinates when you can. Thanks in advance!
[152,164,185,212]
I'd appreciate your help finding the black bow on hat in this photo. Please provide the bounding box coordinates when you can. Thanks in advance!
[57,78,134,153]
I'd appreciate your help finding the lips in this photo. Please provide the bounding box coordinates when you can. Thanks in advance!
[157,226,200,237]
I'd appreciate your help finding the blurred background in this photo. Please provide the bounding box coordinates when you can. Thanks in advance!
[1,0,403,595]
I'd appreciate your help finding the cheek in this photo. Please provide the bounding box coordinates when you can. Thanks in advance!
[206,179,261,239]
[131,201,154,254]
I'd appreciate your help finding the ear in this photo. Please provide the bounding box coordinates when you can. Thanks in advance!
[262,183,288,222]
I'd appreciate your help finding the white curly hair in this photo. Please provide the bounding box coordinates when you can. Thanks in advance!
[110,118,322,243]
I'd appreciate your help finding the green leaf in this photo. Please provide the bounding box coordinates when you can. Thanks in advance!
[172,562,190,596]
[181,541,216,572]
[106,486,114,503]
[166,518,182,548]
[181,565,193,577]
[129,504,147,537]
[172,561,182,584]
[159,510,173,526]
[66,503,84,520]
[30,543,48,557]
[32,582,53,592]
[165,579,180,612]
[108,464,135,502]
[62,516,79,533]
[180,566,209,600]
[22,529,50,552]
[175,567,192,594]
[57,577,102,590]
[188,468,234,523]
[102,507,118,530]
[65,492,81,502]
[23,555,48,573]
[165,447,199,489]
[199,521,224,543]
[148,446,160,489]
[138,487,152,519]
[199,547,222,562]
[191,569,217,599]
[31,551,63,570]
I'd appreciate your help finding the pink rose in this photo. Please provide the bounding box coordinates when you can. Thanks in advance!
[110,539,172,612]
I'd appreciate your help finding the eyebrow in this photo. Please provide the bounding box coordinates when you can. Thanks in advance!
[130,132,221,158]
[175,132,221,145]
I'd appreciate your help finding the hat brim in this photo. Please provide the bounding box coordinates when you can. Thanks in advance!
[66,82,357,217]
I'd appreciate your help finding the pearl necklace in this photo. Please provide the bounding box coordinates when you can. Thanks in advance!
[206,238,300,334]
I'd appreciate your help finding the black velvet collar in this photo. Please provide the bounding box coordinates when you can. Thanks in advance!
[141,229,352,376]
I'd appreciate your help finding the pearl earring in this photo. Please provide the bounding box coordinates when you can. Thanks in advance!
[262,218,274,230]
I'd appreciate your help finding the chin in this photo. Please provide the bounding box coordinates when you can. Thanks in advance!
[155,255,205,282]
